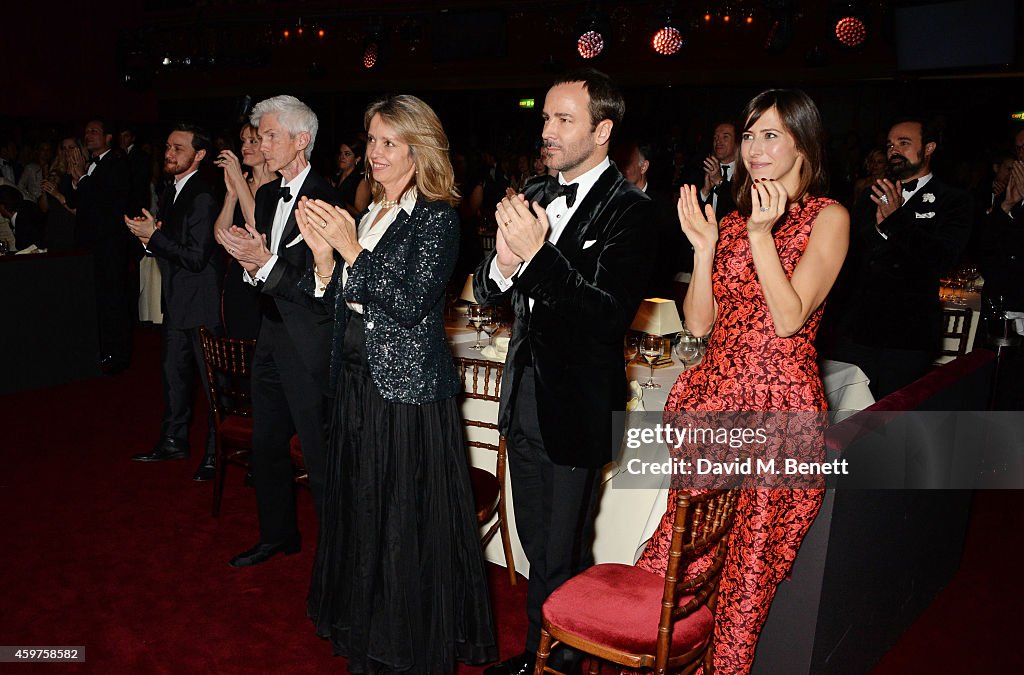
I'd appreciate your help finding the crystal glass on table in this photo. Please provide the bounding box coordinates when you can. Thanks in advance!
[639,333,663,389]
[467,304,487,350]
[672,329,701,370]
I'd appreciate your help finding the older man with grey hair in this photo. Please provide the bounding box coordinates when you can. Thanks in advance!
[218,94,338,567]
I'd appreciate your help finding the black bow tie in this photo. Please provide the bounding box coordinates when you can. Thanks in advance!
[544,179,579,208]
[278,186,292,202]
[88,156,100,165]
[901,178,918,192]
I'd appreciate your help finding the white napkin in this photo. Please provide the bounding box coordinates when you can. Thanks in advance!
[1006,311,1024,336]
[626,380,645,412]
[14,244,42,255]
[480,336,509,362]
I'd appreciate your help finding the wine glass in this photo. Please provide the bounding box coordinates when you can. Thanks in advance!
[623,334,638,366]
[639,334,662,389]
[673,330,701,370]
[480,312,500,347]
[467,304,487,350]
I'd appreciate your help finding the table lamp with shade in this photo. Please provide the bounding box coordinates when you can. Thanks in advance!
[630,298,684,368]
[460,274,477,304]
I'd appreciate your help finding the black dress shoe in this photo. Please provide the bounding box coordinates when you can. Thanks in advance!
[132,438,189,462]
[484,651,535,675]
[229,538,301,568]
[192,455,216,482]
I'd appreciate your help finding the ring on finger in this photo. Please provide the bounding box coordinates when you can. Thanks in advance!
[320,219,327,228]
[759,206,770,212]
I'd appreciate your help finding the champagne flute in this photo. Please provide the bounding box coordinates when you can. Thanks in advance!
[639,334,662,389]
[467,304,486,350]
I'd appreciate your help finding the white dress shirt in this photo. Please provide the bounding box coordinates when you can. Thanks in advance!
[246,163,311,285]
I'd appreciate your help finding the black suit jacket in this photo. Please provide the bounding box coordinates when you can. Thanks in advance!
[644,186,689,295]
[699,178,737,222]
[12,200,45,250]
[258,170,337,395]
[979,201,1024,311]
[65,152,130,245]
[837,177,972,351]
[474,166,655,468]
[125,146,152,217]
[147,175,222,330]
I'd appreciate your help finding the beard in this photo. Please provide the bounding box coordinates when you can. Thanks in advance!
[544,137,596,175]
[886,152,924,181]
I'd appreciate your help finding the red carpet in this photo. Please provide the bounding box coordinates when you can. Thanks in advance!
[0,327,1019,673]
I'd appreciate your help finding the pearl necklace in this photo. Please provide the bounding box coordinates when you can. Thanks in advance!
[377,197,399,208]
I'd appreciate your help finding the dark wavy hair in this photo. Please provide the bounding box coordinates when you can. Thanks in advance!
[552,68,625,131]
[733,89,828,216]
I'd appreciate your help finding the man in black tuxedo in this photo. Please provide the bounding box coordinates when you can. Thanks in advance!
[126,124,223,480]
[65,118,133,373]
[613,140,687,296]
[0,185,45,250]
[828,117,971,398]
[475,69,654,675]
[217,95,335,568]
[120,125,152,218]
[697,120,739,221]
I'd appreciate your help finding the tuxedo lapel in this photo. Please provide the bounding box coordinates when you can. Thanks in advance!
[554,165,622,255]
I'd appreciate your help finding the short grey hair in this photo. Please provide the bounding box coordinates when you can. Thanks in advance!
[250,94,319,160]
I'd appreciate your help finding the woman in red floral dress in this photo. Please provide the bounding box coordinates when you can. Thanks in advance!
[635,89,849,673]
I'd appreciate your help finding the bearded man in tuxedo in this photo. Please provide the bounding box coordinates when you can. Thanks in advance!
[827,117,971,397]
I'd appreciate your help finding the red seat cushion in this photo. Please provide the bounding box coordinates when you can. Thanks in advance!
[469,467,500,517]
[220,415,253,446]
[543,563,713,656]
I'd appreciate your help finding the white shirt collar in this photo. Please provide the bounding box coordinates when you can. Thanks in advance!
[174,169,198,195]
[280,162,312,194]
[903,172,932,199]
[95,149,111,161]
[559,156,610,205]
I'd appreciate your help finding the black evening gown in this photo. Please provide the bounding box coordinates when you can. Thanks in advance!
[219,202,261,340]
[308,314,496,673]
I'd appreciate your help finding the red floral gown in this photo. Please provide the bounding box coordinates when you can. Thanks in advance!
[635,197,836,673]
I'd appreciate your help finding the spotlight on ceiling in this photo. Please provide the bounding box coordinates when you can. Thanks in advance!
[574,5,609,60]
[363,41,379,69]
[652,25,685,55]
[831,1,868,48]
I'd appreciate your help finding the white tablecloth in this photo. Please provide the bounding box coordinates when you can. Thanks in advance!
[449,323,874,576]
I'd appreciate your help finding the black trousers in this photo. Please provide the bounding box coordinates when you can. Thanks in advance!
[251,318,327,545]
[92,235,132,366]
[159,322,218,454]
[506,367,602,652]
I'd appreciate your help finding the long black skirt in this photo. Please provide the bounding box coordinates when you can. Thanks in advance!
[308,314,496,673]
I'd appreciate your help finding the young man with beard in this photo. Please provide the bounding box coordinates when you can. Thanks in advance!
[126,124,223,480]
[826,117,971,397]
[698,121,739,221]
[475,69,654,675]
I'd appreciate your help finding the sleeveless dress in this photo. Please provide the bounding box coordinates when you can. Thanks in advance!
[636,197,836,674]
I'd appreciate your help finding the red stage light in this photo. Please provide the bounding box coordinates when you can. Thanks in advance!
[652,26,684,56]
[318,29,326,38]
[577,30,604,59]
[363,43,378,69]
[835,16,867,47]
[282,29,290,39]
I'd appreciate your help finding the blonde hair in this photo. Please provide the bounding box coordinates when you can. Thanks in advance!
[363,95,459,207]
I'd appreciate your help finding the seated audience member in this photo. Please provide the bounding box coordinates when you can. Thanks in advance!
[827,117,971,398]
[0,184,45,250]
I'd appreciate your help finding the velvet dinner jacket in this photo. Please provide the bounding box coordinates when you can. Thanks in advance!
[474,165,655,468]
[255,169,337,395]
[147,175,222,330]
[841,176,972,351]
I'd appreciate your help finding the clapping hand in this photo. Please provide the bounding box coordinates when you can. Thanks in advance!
[298,198,361,266]
[702,154,724,193]
[1002,161,1024,213]
[677,184,719,254]
[124,209,161,246]
[215,221,270,274]
[294,196,341,263]
[495,192,549,267]
[870,177,904,224]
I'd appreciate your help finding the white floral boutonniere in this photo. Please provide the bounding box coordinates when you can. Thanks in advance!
[915,212,936,219]
[921,193,935,203]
